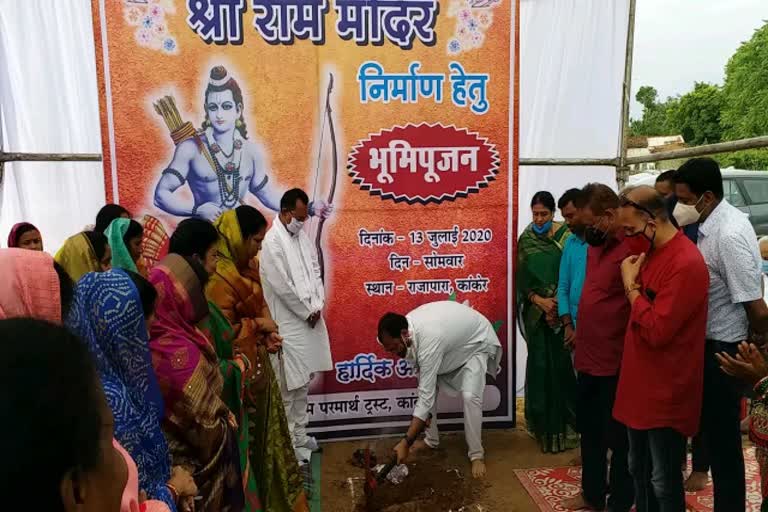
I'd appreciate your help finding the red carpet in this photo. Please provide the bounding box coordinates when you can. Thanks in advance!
[514,448,763,511]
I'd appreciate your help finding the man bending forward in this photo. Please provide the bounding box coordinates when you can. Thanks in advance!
[377,301,502,478]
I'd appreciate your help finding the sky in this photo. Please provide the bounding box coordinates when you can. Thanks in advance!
[630,0,768,119]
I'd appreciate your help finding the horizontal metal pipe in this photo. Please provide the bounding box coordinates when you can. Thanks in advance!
[520,157,619,166]
[0,152,103,162]
[624,136,768,165]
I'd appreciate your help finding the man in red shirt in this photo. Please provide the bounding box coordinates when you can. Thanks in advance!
[563,183,634,512]
[615,185,709,512]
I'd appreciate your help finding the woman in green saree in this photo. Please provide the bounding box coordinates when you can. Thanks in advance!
[167,218,261,511]
[206,208,308,512]
[517,191,578,453]
[170,214,308,511]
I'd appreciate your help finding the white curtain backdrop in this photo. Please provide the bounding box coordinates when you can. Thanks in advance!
[0,0,105,252]
[516,0,630,394]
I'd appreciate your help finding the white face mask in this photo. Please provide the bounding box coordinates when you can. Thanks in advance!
[673,197,703,227]
[287,217,304,235]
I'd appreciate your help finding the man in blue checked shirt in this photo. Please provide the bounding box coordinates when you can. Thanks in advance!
[557,188,588,350]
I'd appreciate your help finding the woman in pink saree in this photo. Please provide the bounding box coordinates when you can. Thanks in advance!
[149,253,246,512]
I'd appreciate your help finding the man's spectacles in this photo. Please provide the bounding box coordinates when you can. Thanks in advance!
[619,194,656,219]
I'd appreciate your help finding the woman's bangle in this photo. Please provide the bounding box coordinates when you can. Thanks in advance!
[238,354,252,373]
[562,321,573,328]
[167,483,179,503]
[754,376,768,399]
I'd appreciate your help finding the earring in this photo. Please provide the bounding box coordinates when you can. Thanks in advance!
[236,118,243,128]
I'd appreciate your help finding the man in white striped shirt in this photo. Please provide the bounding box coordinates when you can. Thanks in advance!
[675,158,768,512]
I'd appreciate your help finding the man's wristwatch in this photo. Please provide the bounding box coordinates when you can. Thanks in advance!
[404,435,416,447]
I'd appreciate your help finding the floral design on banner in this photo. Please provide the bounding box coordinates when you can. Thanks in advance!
[348,123,500,205]
[446,0,501,55]
[123,0,179,54]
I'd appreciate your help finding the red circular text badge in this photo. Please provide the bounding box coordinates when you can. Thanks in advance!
[348,123,500,205]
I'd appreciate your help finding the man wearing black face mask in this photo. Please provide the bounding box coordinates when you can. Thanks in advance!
[615,185,709,512]
[563,183,634,512]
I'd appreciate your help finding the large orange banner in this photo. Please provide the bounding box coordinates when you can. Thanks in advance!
[93,0,518,437]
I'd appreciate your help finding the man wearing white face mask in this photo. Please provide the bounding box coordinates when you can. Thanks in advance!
[260,188,333,463]
[675,158,768,512]
[376,301,502,479]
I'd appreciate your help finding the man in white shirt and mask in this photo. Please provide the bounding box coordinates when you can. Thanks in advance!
[377,301,502,478]
[260,188,333,463]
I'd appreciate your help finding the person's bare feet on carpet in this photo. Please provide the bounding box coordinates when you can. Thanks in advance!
[684,471,708,492]
[471,459,486,478]
[561,494,598,510]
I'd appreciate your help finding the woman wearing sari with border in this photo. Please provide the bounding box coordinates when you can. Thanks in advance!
[106,218,148,277]
[517,191,578,454]
[149,252,248,512]
[68,270,199,512]
[6,222,44,251]
[168,218,261,511]
[55,230,112,282]
[207,206,309,512]
[0,249,72,323]
[0,250,174,512]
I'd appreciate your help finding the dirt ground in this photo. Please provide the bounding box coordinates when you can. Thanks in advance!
[321,417,576,512]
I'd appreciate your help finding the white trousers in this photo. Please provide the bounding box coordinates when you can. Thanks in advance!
[282,382,310,448]
[424,389,485,461]
[272,354,312,450]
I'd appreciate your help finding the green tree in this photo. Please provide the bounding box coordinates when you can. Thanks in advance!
[717,149,768,170]
[666,82,724,146]
[716,23,768,170]
[721,22,768,140]
[630,86,674,136]
[636,85,658,110]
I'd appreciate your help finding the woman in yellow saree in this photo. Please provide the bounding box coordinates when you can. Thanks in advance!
[54,231,112,282]
[206,207,309,512]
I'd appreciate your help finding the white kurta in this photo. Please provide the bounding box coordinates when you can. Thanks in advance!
[260,220,332,391]
[405,301,502,421]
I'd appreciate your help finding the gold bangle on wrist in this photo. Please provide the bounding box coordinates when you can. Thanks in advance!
[625,283,641,297]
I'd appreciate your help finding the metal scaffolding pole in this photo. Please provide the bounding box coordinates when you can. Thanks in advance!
[617,0,638,187]
[0,152,102,163]
[625,135,768,165]
[0,151,103,186]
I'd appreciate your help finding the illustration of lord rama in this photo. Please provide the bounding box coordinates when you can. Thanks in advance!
[153,65,329,221]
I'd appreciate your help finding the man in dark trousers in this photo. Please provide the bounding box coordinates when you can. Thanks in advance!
[675,158,767,511]
[658,169,708,490]
[615,185,709,511]
[562,183,633,512]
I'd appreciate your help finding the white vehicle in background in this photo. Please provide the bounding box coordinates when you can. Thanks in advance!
[629,168,768,238]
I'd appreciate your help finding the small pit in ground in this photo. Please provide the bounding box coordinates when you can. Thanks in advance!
[357,444,487,512]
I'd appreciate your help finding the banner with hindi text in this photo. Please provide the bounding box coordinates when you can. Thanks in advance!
[92,0,518,438]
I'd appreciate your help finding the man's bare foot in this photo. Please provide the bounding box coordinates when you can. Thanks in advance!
[561,494,597,510]
[684,471,708,492]
[471,459,486,478]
